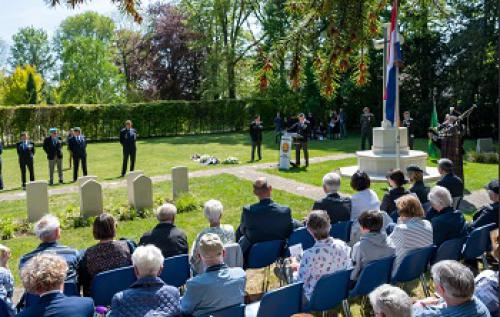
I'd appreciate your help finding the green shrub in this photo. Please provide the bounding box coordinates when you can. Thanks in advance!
[467,151,499,164]
[175,193,201,213]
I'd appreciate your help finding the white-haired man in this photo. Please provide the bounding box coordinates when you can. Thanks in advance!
[109,245,181,317]
[139,203,188,258]
[19,214,80,283]
[369,284,412,317]
[436,158,464,198]
[414,260,490,316]
[312,172,351,223]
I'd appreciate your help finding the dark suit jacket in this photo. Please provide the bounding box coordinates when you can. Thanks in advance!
[470,202,499,230]
[288,121,311,142]
[410,181,430,204]
[436,173,464,198]
[16,292,94,317]
[119,128,137,151]
[139,222,188,258]
[68,135,87,158]
[380,187,410,220]
[16,141,35,163]
[249,122,263,142]
[430,207,467,246]
[43,136,63,160]
[312,193,351,224]
[238,198,293,254]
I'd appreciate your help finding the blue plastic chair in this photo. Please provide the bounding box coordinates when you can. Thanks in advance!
[25,282,80,307]
[349,256,395,298]
[431,236,467,264]
[245,282,303,317]
[200,304,245,317]
[246,240,284,292]
[304,269,353,315]
[91,265,136,306]
[462,223,496,269]
[330,221,353,242]
[160,254,190,287]
[391,245,436,297]
[287,227,315,254]
[0,298,11,317]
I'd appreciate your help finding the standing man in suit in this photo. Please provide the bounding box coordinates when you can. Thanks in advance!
[120,120,137,177]
[360,107,375,150]
[17,132,35,189]
[68,127,87,182]
[43,128,64,185]
[0,140,3,190]
[249,115,263,162]
[402,111,415,149]
[288,113,311,167]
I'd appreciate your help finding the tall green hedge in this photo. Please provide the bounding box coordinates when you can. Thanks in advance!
[0,98,293,146]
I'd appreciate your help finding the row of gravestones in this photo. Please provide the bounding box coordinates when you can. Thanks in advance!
[26,166,189,223]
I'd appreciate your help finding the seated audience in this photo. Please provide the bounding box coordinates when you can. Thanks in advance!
[380,169,410,222]
[406,165,430,205]
[181,233,246,316]
[427,186,467,246]
[0,244,14,316]
[294,210,351,301]
[436,158,464,198]
[19,214,79,284]
[17,253,94,317]
[470,179,498,230]
[351,210,395,281]
[79,213,133,296]
[369,284,412,317]
[236,177,294,257]
[190,200,236,274]
[413,260,490,317]
[474,269,499,317]
[109,245,180,317]
[312,172,351,224]
[139,203,188,258]
[388,195,433,274]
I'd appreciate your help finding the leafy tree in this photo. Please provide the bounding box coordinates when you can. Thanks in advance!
[10,27,54,78]
[26,72,37,104]
[47,0,142,23]
[2,65,43,105]
[0,39,8,68]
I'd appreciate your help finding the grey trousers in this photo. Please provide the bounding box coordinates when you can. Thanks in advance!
[48,158,63,183]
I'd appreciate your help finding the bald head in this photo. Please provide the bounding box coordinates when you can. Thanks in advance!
[253,177,272,200]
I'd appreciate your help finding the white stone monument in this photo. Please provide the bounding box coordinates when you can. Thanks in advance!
[127,170,144,204]
[26,181,49,222]
[131,175,153,210]
[476,138,495,153]
[279,133,293,170]
[80,179,103,217]
[78,175,97,187]
[172,166,188,199]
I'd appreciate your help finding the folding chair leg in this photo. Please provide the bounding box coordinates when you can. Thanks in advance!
[420,274,430,297]
[342,299,352,317]
[481,254,489,270]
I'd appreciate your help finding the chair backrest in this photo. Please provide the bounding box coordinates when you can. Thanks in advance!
[391,246,436,284]
[349,256,395,298]
[224,243,244,269]
[160,254,190,287]
[91,265,136,306]
[200,304,245,317]
[462,223,496,260]
[287,228,315,253]
[257,282,303,317]
[307,269,353,312]
[0,298,10,317]
[246,240,284,269]
[330,221,353,242]
[25,282,80,307]
[432,236,467,264]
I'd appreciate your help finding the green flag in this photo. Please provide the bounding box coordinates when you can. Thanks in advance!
[427,103,439,158]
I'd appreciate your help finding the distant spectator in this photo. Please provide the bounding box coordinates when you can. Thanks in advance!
[19,215,79,284]
[190,200,236,275]
[413,260,490,317]
[388,195,433,274]
[470,179,498,230]
[0,244,14,316]
[109,245,180,317]
[274,112,283,144]
[181,233,246,316]
[427,186,467,246]
[369,284,412,317]
[436,158,464,198]
[79,213,133,296]
[380,169,410,222]
[17,253,94,317]
[351,211,395,281]
[406,165,430,205]
[339,108,347,139]
[139,203,188,258]
[312,173,351,224]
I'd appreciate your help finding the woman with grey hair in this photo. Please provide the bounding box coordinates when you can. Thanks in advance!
[369,284,412,317]
[190,200,235,274]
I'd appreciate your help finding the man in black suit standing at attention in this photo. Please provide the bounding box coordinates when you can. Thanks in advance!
[68,127,87,182]
[249,115,263,162]
[17,132,35,189]
[288,113,311,167]
[120,120,137,177]
[43,128,64,185]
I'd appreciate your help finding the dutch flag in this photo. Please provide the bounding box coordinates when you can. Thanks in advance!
[384,0,402,126]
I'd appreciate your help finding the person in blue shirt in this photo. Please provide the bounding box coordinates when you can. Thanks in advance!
[67,127,88,182]
[413,260,490,317]
[181,233,246,317]
[16,131,35,189]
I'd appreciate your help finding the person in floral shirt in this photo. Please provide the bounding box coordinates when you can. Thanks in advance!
[293,210,352,300]
[0,244,15,316]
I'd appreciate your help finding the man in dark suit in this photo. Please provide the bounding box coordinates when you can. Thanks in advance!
[236,177,294,259]
[470,179,498,230]
[402,111,415,149]
[68,127,87,182]
[139,203,188,258]
[360,107,375,150]
[436,158,464,198]
[43,128,64,185]
[120,120,137,177]
[249,115,263,161]
[312,172,351,223]
[16,131,35,189]
[17,253,94,317]
[288,113,311,167]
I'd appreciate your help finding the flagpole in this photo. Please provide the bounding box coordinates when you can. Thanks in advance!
[395,22,401,170]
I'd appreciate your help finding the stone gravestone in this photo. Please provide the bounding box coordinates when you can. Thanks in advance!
[131,175,153,211]
[127,170,144,205]
[476,138,495,153]
[26,181,49,222]
[80,179,103,217]
[78,175,97,187]
[172,166,188,199]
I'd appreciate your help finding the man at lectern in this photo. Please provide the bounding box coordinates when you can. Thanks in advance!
[288,113,311,167]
